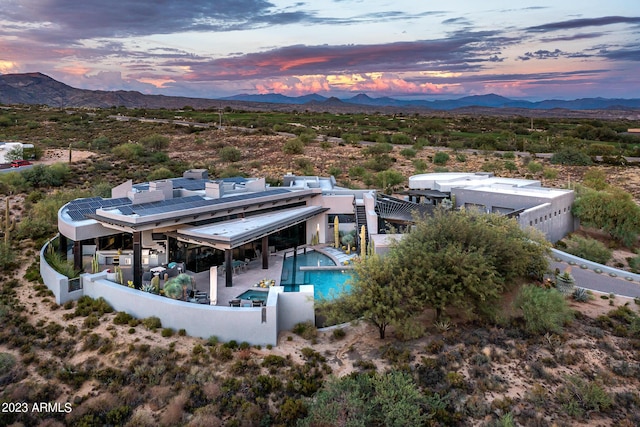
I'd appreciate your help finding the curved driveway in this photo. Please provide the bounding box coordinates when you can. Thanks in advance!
[551,260,640,298]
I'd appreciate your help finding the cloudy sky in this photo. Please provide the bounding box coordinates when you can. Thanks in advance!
[1,0,638,100]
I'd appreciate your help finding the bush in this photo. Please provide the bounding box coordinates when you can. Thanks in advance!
[292,321,317,340]
[219,146,242,162]
[113,311,134,325]
[527,161,543,173]
[283,139,305,154]
[556,375,612,418]
[142,316,162,331]
[551,147,592,166]
[400,148,417,158]
[515,285,574,334]
[563,235,612,264]
[433,152,449,165]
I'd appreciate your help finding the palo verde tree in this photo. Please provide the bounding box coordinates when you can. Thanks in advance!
[319,253,419,339]
[390,208,550,321]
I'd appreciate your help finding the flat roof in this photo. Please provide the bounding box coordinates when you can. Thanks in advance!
[175,205,328,249]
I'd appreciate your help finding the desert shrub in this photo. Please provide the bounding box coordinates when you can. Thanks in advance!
[349,165,366,177]
[0,352,16,375]
[527,161,543,173]
[147,167,174,181]
[433,152,450,165]
[572,288,590,303]
[140,134,169,152]
[293,321,317,340]
[364,154,395,171]
[161,328,174,337]
[283,139,305,154]
[514,285,573,334]
[543,168,559,179]
[413,159,428,171]
[219,146,242,162]
[556,375,612,418]
[400,148,417,158]
[363,142,393,156]
[503,161,518,171]
[262,354,288,368]
[563,235,612,264]
[111,143,147,161]
[327,166,342,177]
[332,328,346,340]
[113,311,134,325]
[551,147,592,166]
[142,316,162,331]
[83,314,100,329]
[391,133,413,145]
[627,255,640,273]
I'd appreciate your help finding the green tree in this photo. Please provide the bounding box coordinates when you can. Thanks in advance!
[572,186,640,246]
[4,146,23,162]
[391,209,550,321]
[321,254,418,339]
[140,134,170,152]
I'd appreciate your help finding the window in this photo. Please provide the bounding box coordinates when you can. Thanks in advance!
[529,221,533,226]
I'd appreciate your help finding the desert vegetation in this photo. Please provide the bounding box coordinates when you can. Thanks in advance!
[1,105,640,425]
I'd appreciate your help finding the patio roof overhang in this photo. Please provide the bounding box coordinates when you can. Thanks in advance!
[169,205,329,250]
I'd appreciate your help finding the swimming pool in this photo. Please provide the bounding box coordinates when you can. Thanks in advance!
[235,289,269,301]
[280,250,353,300]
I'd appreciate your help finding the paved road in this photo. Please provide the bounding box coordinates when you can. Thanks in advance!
[551,261,640,298]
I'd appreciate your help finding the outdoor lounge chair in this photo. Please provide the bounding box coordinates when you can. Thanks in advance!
[229,299,241,307]
[252,300,264,307]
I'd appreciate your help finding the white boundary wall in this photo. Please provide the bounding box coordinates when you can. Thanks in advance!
[82,272,280,345]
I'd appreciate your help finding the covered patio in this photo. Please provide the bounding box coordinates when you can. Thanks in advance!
[172,205,328,288]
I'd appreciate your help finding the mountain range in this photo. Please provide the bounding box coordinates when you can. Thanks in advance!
[2,72,640,112]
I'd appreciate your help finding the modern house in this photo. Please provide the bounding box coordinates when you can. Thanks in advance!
[0,141,34,164]
[41,170,575,345]
[406,172,576,242]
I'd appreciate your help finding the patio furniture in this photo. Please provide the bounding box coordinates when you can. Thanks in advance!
[229,299,241,307]
[150,266,166,276]
[252,300,264,307]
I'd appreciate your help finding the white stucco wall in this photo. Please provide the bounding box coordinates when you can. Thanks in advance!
[82,273,280,345]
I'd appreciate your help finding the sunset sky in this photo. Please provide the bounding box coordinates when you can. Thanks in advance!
[1,0,638,100]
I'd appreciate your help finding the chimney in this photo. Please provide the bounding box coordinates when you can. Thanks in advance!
[205,181,224,199]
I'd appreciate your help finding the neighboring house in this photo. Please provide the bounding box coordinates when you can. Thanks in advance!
[405,172,576,242]
[0,141,34,164]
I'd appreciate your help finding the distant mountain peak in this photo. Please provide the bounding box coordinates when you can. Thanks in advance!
[1,72,639,112]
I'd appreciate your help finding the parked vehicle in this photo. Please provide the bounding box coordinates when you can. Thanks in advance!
[10,160,31,167]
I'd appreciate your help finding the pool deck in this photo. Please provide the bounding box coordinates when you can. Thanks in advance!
[88,245,357,306]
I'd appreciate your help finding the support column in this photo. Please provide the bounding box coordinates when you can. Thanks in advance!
[261,236,269,270]
[73,240,82,272]
[133,231,142,289]
[58,235,68,257]
[225,249,233,287]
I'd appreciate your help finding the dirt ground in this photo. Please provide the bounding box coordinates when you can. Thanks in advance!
[39,149,96,165]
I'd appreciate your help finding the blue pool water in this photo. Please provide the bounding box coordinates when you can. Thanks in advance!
[235,289,269,301]
[280,251,352,300]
